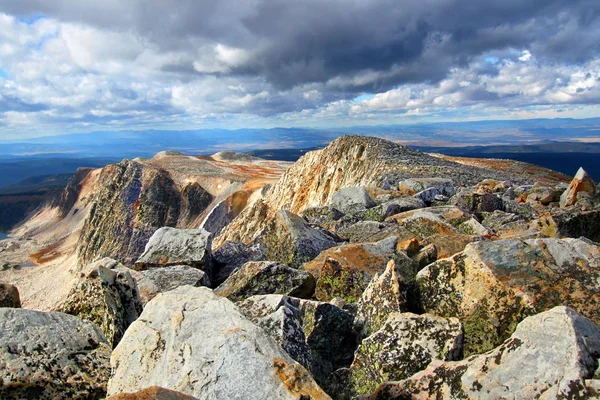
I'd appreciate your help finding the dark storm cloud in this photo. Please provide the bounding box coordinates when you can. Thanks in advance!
[1,0,598,94]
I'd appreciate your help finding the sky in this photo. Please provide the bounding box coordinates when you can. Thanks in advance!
[0,0,599,139]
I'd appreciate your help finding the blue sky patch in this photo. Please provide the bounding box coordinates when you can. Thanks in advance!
[354,93,376,102]
[0,69,8,80]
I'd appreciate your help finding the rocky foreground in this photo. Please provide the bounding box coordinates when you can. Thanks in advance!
[1,135,600,399]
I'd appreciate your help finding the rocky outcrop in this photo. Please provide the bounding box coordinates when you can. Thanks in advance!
[346,313,463,398]
[215,261,315,302]
[304,237,411,303]
[106,387,198,400]
[560,167,596,208]
[179,182,213,224]
[331,187,377,213]
[0,308,111,399]
[107,286,331,399]
[135,227,212,272]
[0,283,21,308]
[417,237,600,355]
[132,265,210,305]
[53,167,93,218]
[367,307,600,399]
[58,257,143,348]
[239,294,356,391]
[354,260,409,337]
[199,199,234,236]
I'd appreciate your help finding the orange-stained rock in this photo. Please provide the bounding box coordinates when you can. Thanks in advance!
[560,167,596,208]
[106,387,197,400]
[420,233,479,259]
[396,238,420,257]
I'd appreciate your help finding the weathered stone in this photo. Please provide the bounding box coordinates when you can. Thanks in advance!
[537,209,600,242]
[199,199,234,236]
[458,217,491,236]
[302,206,345,231]
[419,233,478,259]
[0,283,20,308]
[414,186,457,204]
[214,261,316,302]
[368,307,600,400]
[133,265,210,305]
[58,257,143,348]
[560,167,596,208]
[179,182,213,224]
[331,186,377,213]
[480,210,524,231]
[135,227,212,272]
[396,238,420,257]
[398,178,455,196]
[417,238,600,356]
[380,197,426,218]
[387,210,460,238]
[347,313,463,397]
[107,286,331,399]
[106,386,198,400]
[412,243,438,271]
[451,190,505,215]
[336,221,415,244]
[211,240,267,285]
[0,308,111,399]
[239,294,356,391]
[354,260,409,337]
[304,237,411,303]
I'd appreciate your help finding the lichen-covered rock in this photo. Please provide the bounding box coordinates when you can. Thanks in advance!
[354,260,409,337]
[537,209,600,242]
[418,233,477,260]
[336,221,415,244]
[347,313,463,398]
[368,307,600,400]
[0,308,111,399]
[106,386,198,400]
[458,218,491,236]
[560,167,597,208]
[412,243,438,271]
[417,237,600,356]
[451,190,505,215]
[304,237,411,303]
[330,186,377,214]
[398,178,455,196]
[211,240,267,285]
[239,294,356,391]
[302,206,345,231]
[214,261,316,302]
[380,197,426,217]
[133,265,210,305]
[135,227,212,273]
[107,286,331,400]
[387,210,461,238]
[58,258,143,348]
[0,283,20,308]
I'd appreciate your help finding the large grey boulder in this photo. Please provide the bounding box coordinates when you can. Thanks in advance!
[135,227,212,271]
[0,283,21,308]
[398,178,455,195]
[134,265,210,305]
[0,308,111,399]
[368,307,600,399]
[59,257,143,348]
[331,187,377,213]
[347,313,463,398]
[239,294,356,391]
[214,261,315,302]
[107,286,331,400]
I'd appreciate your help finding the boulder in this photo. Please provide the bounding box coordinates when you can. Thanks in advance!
[379,197,426,218]
[417,238,600,356]
[537,209,600,242]
[347,313,463,398]
[135,227,212,272]
[302,206,345,231]
[239,294,356,391]
[451,190,505,215]
[331,187,377,213]
[419,233,478,259]
[0,283,20,308]
[214,261,316,302]
[387,210,460,238]
[304,237,411,302]
[368,307,600,399]
[398,178,455,196]
[106,387,198,400]
[0,308,111,399]
[59,258,143,348]
[107,286,330,399]
[336,221,415,244]
[199,199,235,236]
[458,218,491,236]
[412,243,438,271]
[212,240,266,285]
[134,265,210,305]
[560,167,596,208]
[354,260,409,337]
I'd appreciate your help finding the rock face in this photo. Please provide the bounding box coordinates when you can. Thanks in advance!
[354,260,409,337]
[215,261,316,302]
[304,237,410,303]
[331,187,377,213]
[199,199,235,236]
[560,167,596,208]
[239,294,356,390]
[417,237,600,355]
[135,227,212,272]
[58,257,143,348]
[133,265,210,305]
[347,313,463,398]
[106,386,198,400]
[212,241,267,285]
[107,286,331,400]
[0,308,111,399]
[368,307,600,400]
[53,167,93,218]
[0,283,21,308]
[77,160,191,266]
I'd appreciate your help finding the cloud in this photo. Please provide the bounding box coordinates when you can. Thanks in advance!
[0,0,598,138]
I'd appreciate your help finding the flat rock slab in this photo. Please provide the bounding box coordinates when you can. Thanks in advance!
[0,308,111,399]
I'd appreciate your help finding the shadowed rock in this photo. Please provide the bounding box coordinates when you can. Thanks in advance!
[0,283,20,308]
